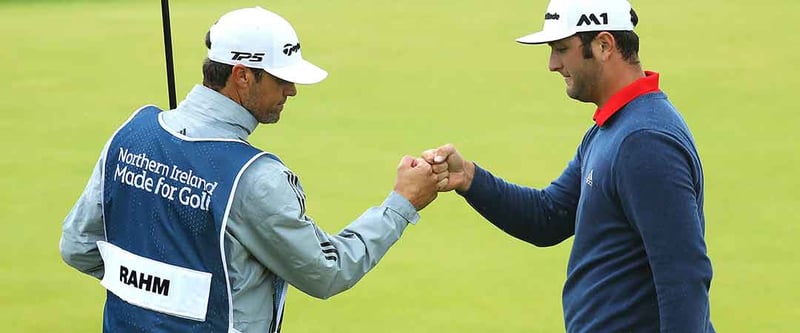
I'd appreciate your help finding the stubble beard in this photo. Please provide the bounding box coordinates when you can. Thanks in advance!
[260,110,280,124]
[243,87,281,124]
[566,63,601,104]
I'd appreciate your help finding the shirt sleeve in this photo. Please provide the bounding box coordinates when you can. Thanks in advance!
[226,156,419,299]
[60,149,107,280]
[458,150,582,247]
[614,130,713,332]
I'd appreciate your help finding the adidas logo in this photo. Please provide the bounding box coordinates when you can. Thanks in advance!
[282,43,301,56]
[585,169,593,187]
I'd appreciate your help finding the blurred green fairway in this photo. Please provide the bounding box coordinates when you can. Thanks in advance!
[2,0,798,331]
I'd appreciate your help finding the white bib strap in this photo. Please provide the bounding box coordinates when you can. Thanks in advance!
[97,241,212,321]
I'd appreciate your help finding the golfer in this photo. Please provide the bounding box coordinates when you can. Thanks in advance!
[423,0,715,331]
[60,7,442,333]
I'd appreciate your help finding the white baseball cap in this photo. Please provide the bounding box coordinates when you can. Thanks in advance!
[208,7,327,85]
[516,0,635,45]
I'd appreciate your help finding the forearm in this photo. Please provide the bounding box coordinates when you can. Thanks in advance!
[459,164,575,246]
[653,251,713,332]
[639,200,713,331]
[305,192,417,298]
[231,159,419,299]
[236,191,416,299]
[640,204,712,332]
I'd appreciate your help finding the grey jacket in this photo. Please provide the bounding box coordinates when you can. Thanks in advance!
[60,85,420,333]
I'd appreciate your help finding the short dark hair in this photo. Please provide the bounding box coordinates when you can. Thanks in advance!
[202,30,265,91]
[577,9,640,64]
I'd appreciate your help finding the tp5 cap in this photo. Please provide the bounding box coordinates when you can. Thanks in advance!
[208,7,328,84]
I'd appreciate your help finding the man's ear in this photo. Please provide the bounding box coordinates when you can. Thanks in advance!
[230,64,250,87]
[595,32,616,60]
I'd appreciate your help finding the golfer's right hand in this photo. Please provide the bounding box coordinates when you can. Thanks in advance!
[394,156,439,211]
[422,144,474,193]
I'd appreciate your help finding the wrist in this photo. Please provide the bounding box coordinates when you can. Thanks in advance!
[458,160,475,192]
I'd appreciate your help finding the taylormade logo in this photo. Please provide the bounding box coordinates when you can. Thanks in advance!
[283,43,300,56]
[230,51,265,62]
[577,13,609,26]
[544,12,560,20]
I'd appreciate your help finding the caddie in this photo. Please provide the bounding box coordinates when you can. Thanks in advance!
[60,6,443,333]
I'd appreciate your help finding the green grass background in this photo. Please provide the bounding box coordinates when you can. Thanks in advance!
[1,0,798,331]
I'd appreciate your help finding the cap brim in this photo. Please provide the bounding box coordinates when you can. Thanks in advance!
[516,29,575,45]
[266,59,328,85]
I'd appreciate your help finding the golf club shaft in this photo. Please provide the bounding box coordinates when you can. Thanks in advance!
[160,0,177,109]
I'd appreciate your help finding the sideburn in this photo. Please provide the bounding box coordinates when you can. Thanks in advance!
[581,42,594,59]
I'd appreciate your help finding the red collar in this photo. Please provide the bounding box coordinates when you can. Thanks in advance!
[593,71,661,127]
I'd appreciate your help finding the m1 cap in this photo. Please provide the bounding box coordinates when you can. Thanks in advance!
[208,7,328,85]
[516,0,635,45]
